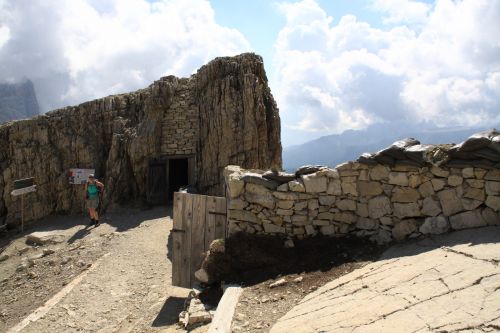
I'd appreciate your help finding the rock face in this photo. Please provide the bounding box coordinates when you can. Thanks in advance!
[0,53,282,225]
[0,80,40,124]
[225,130,500,243]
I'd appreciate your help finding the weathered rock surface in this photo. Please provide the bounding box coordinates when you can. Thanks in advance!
[271,227,500,333]
[26,231,65,245]
[0,80,39,124]
[0,53,281,225]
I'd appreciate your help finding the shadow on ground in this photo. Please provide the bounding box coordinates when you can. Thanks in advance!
[151,296,186,327]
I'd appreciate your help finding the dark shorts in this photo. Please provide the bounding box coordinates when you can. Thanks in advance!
[86,197,99,210]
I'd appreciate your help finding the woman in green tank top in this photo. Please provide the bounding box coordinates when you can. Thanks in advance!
[84,174,104,226]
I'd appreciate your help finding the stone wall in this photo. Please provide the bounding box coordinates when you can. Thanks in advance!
[0,53,282,225]
[225,130,500,243]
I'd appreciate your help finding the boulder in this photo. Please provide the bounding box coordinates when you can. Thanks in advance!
[449,210,487,230]
[341,182,358,196]
[419,216,449,234]
[26,231,65,245]
[453,129,498,152]
[437,189,464,216]
[482,208,500,225]
[370,165,390,180]
[262,170,296,183]
[301,174,327,193]
[288,180,306,193]
[295,165,326,177]
[392,220,417,241]
[357,153,378,165]
[368,196,392,219]
[421,197,442,216]
[380,138,420,160]
[393,203,421,218]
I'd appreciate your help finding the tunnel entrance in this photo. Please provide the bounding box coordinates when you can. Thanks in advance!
[168,158,189,200]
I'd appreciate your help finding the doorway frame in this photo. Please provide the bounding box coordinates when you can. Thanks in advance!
[166,154,196,201]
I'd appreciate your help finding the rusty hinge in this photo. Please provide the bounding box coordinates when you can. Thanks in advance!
[208,211,227,217]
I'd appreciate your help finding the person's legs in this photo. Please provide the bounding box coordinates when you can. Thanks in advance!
[88,207,95,225]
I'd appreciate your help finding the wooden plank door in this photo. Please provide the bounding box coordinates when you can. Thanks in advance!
[171,192,227,288]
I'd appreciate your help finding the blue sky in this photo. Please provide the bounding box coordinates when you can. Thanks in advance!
[1,0,499,147]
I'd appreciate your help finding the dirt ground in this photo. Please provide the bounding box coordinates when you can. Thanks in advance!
[0,206,190,333]
[1,207,385,333]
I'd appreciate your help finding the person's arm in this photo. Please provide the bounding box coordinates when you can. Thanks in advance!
[96,180,104,191]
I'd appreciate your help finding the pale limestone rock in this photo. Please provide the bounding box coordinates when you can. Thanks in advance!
[318,195,336,206]
[301,174,327,193]
[430,166,449,177]
[419,216,449,234]
[388,172,409,186]
[245,192,275,209]
[292,215,308,225]
[463,187,485,201]
[276,209,293,216]
[462,167,474,178]
[263,223,285,234]
[294,201,308,211]
[305,225,316,235]
[461,198,482,210]
[229,199,248,210]
[246,183,271,196]
[482,208,500,225]
[278,200,294,209]
[277,183,288,192]
[357,181,383,197]
[316,168,339,178]
[327,180,342,195]
[474,168,487,179]
[333,212,357,224]
[341,182,358,196]
[485,181,500,195]
[341,176,357,183]
[368,196,392,219]
[229,210,258,223]
[288,180,305,193]
[431,178,446,191]
[336,199,357,211]
[308,199,319,210]
[484,169,500,181]
[339,169,359,177]
[358,170,369,181]
[380,216,393,226]
[408,174,422,188]
[26,231,65,245]
[273,192,299,201]
[437,189,464,216]
[447,175,463,186]
[269,216,283,225]
[486,196,500,211]
[392,220,417,241]
[356,217,378,230]
[227,176,244,198]
[421,197,442,216]
[318,212,334,220]
[320,225,335,235]
[293,227,305,235]
[391,187,420,203]
[465,179,484,188]
[313,220,330,226]
[370,165,390,180]
[418,181,435,197]
[449,210,486,230]
[356,203,369,218]
[393,203,421,218]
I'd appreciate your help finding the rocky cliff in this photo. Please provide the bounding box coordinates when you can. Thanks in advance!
[0,80,40,124]
[0,53,282,226]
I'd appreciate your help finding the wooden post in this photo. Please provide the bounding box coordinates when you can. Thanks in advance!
[21,194,24,232]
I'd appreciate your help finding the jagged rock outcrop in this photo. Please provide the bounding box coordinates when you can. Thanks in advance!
[0,80,40,123]
[0,53,282,226]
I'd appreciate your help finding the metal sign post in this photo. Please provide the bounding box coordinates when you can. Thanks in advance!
[11,177,37,232]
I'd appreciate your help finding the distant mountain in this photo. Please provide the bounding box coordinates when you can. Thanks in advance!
[283,123,499,171]
[0,80,40,124]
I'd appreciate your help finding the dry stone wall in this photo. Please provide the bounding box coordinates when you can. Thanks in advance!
[225,130,500,244]
[0,53,282,226]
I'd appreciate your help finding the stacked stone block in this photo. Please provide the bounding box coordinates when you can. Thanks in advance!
[225,131,500,244]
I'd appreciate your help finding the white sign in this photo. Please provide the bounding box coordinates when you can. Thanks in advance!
[11,185,37,196]
[69,168,95,185]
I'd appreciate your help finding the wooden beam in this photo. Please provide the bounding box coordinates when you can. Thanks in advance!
[208,285,243,333]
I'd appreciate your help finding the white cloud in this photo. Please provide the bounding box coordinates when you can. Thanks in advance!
[275,0,500,145]
[0,0,251,111]
[372,0,431,25]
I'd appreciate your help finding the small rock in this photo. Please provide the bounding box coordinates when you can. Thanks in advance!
[0,254,9,262]
[76,260,86,267]
[269,278,287,288]
[42,249,55,256]
[18,247,30,255]
[16,263,28,272]
[284,239,294,248]
[27,271,38,279]
[293,276,304,283]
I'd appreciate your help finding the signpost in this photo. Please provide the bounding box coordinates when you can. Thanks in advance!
[11,177,36,232]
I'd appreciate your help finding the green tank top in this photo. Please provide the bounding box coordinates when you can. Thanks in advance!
[87,183,98,198]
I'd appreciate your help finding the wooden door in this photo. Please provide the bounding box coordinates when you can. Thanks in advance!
[148,162,167,205]
[172,192,227,288]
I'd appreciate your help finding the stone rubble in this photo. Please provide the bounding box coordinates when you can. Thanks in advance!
[225,130,500,243]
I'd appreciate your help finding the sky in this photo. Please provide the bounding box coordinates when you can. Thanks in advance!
[0,0,499,147]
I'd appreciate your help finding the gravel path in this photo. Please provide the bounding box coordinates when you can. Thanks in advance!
[1,207,189,333]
